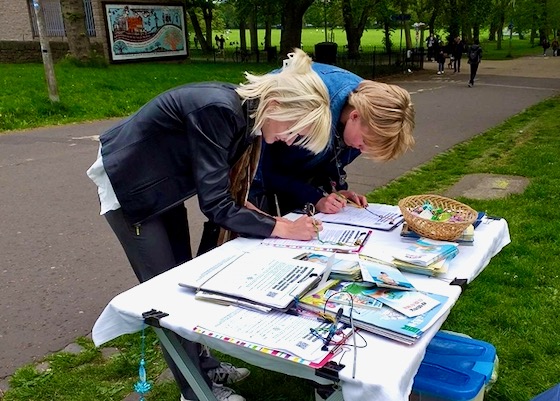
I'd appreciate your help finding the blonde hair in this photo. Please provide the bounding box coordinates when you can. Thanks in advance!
[235,48,331,154]
[348,81,415,161]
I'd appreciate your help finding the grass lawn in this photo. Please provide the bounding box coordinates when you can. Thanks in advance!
[1,57,559,400]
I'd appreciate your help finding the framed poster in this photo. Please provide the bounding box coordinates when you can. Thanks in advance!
[103,2,187,62]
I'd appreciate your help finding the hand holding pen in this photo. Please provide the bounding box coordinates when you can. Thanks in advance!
[316,190,368,214]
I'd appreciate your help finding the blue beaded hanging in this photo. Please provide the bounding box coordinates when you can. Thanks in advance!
[133,324,152,400]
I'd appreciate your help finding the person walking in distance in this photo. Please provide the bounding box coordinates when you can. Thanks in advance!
[467,39,482,87]
[453,36,465,73]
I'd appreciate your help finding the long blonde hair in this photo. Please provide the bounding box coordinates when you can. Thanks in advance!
[235,48,331,154]
[348,81,415,161]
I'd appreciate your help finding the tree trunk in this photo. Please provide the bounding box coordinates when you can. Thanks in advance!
[59,0,91,61]
[187,9,210,51]
[384,21,392,52]
[239,19,248,50]
[202,6,213,50]
[279,0,314,57]
[249,7,259,52]
[341,0,378,58]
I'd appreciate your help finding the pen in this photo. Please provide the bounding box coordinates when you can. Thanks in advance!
[322,307,344,351]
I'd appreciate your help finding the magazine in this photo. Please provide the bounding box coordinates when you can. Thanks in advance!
[359,258,415,291]
[294,252,361,281]
[392,239,459,267]
[298,279,450,344]
[361,288,441,317]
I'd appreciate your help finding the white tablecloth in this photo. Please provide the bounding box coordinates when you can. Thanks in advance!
[92,219,510,401]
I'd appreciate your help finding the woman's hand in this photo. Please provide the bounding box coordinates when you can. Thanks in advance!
[271,215,322,240]
[338,190,368,208]
[316,193,347,214]
[315,190,368,214]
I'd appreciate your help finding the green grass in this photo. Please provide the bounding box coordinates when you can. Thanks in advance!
[1,55,558,400]
[0,33,541,134]
[213,27,544,57]
[0,62,272,132]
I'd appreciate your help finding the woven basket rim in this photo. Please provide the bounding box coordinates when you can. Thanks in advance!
[397,195,477,240]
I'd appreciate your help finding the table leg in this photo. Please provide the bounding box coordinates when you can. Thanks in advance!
[153,327,218,401]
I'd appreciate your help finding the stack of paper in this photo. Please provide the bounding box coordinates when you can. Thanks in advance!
[193,306,353,368]
[294,252,362,281]
[391,239,459,276]
[298,279,449,345]
[359,258,415,291]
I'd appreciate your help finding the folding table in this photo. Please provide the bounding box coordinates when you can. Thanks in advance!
[92,218,510,401]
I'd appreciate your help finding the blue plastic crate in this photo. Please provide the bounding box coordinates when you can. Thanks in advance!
[410,331,497,401]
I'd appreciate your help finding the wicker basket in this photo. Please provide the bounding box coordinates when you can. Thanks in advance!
[398,195,478,241]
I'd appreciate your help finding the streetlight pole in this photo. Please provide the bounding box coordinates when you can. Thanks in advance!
[32,0,59,102]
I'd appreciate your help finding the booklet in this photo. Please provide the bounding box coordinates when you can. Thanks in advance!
[261,222,371,253]
[392,239,459,267]
[177,248,327,311]
[359,258,415,291]
[361,288,441,317]
[312,203,405,231]
[294,252,362,281]
[298,279,449,344]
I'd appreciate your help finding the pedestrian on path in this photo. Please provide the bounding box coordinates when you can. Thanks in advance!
[542,37,550,56]
[453,36,465,73]
[86,48,331,401]
[467,39,483,87]
[436,45,446,75]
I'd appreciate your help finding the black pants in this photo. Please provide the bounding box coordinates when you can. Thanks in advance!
[105,205,219,399]
[469,62,480,85]
[453,56,461,72]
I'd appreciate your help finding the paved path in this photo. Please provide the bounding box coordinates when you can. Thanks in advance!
[0,56,559,380]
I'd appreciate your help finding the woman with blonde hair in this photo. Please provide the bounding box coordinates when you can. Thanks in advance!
[252,62,415,216]
[87,48,330,401]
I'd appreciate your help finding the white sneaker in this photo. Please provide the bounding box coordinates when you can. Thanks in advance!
[207,363,250,385]
[181,384,246,401]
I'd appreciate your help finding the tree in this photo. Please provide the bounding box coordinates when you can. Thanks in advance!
[341,0,380,58]
[185,0,216,52]
[279,0,316,57]
[59,0,92,62]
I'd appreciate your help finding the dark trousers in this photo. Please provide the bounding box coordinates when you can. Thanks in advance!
[453,56,461,72]
[105,205,219,399]
[469,62,480,85]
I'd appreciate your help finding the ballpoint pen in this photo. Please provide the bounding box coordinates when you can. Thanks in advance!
[322,307,344,351]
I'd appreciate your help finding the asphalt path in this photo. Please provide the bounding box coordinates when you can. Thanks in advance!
[1,57,559,379]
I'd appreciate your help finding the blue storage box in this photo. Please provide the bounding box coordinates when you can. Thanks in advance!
[410,331,498,401]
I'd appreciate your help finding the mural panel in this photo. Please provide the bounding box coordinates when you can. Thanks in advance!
[103,2,187,62]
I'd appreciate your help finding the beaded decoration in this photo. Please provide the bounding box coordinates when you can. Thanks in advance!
[133,324,152,401]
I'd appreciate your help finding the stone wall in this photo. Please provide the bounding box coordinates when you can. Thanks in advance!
[0,0,182,63]
[0,41,104,63]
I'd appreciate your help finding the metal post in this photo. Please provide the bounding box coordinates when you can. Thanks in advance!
[32,0,59,102]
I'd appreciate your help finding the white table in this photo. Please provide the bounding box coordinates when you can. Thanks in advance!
[92,218,510,401]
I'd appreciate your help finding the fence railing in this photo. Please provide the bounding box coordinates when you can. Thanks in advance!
[29,0,96,38]
[187,45,425,79]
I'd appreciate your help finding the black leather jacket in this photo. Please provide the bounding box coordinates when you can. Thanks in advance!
[100,82,275,238]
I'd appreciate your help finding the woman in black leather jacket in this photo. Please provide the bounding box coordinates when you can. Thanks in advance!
[87,49,331,401]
